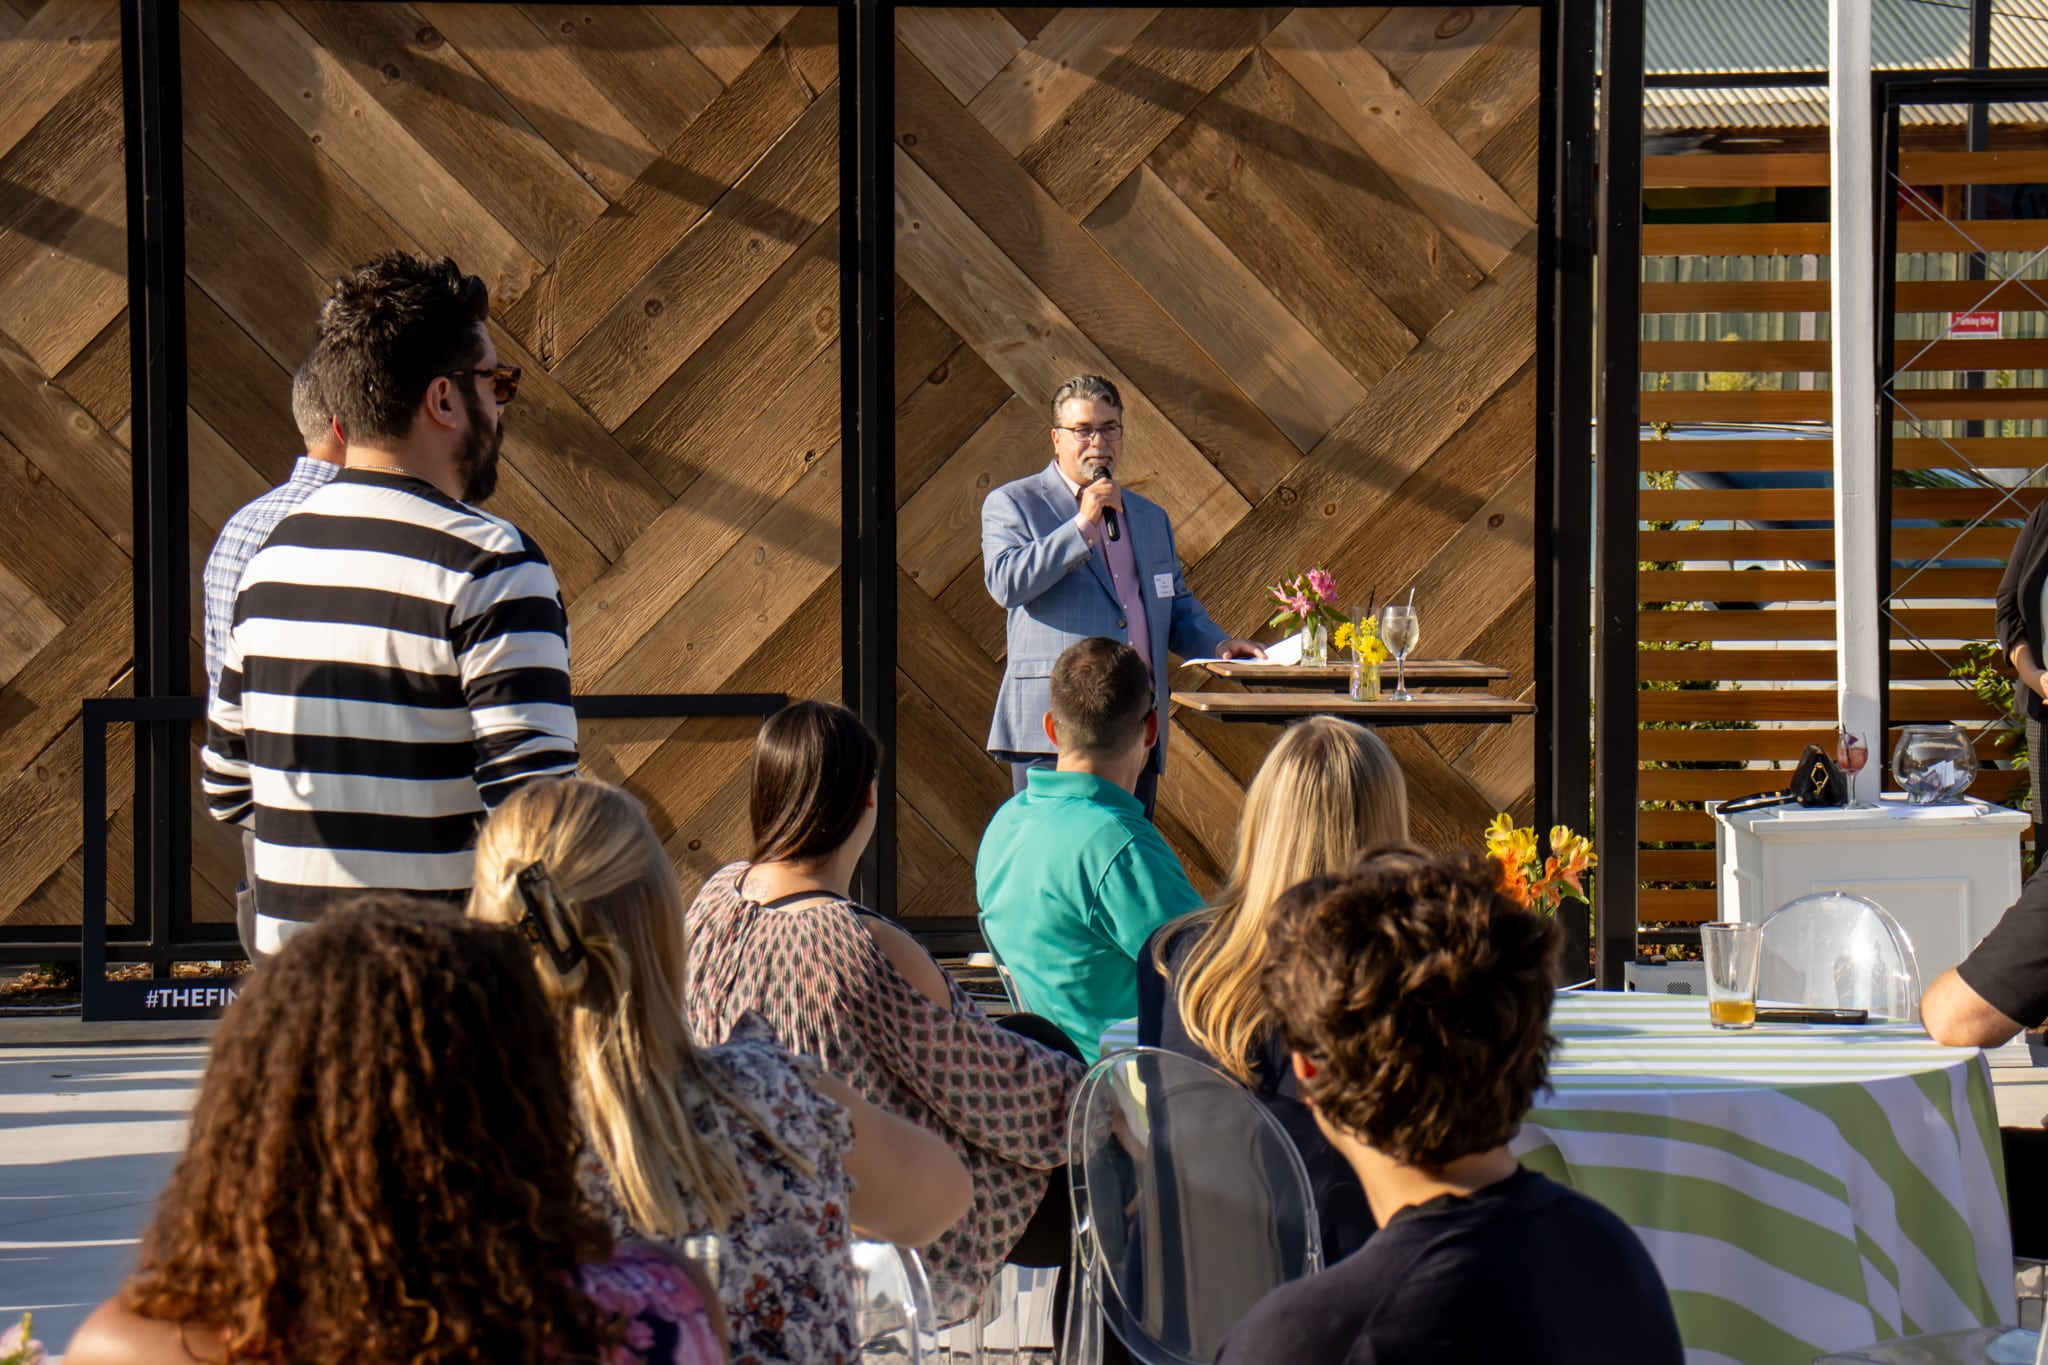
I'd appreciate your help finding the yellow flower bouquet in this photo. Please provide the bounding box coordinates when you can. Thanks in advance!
[1334,616,1389,700]
[1484,814,1596,916]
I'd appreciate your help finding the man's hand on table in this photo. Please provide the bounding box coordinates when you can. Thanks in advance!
[1215,639,1267,660]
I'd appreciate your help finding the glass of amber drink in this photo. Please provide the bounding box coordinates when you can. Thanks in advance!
[1700,922,1763,1029]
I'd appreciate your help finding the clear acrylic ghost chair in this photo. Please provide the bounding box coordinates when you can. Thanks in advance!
[1758,892,1923,1022]
[1062,1046,1322,1365]
[852,1240,940,1362]
[1814,1325,2044,1364]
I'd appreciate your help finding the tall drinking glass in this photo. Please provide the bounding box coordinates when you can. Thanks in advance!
[1380,604,1420,702]
[1700,922,1764,1030]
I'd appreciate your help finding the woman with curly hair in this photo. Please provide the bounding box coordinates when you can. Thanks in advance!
[65,895,723,1365]
[1216,850,1681,1365]
[469,776,971,1365]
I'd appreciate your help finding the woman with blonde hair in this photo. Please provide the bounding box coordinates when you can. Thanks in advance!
[470,777,971,1365]
[1137,716,1409,1257]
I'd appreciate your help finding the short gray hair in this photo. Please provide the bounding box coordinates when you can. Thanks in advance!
[290,352,335,450]
[1049,374,1121,422]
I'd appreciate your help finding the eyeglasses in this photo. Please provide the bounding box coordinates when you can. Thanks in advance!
[444,365,522,406]
[1052,421,1123,443]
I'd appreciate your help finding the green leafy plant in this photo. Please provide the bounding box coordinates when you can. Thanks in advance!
[1949,638,2030,794]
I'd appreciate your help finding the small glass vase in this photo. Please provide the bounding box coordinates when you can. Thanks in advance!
[1299,619,1329,667]
[1349,653,1382,701]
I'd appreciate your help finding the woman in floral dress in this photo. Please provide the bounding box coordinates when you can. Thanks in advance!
[471,777,971,1365]
[686,701,1086,1325]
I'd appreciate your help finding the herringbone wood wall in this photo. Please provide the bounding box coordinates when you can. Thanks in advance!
[0,1,1543,935]
[0,0,141,935]
[892,6,1543,912]
[0,0,846,935]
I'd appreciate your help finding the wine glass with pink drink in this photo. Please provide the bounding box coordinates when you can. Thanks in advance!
[1838,732,1872,808]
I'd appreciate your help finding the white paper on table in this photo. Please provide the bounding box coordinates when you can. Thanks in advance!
[1185,634,1301,666]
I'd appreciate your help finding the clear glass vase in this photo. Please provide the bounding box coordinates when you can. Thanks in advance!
[1890,723,1976,804]
[1349,653,1382,701]
[1299,619,1328,667]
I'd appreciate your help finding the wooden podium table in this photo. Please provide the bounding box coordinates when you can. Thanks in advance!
[1193,658,1509,689]
[1169,690,1535,727]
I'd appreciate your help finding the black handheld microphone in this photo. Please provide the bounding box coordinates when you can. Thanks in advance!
[1084,458,1120,542]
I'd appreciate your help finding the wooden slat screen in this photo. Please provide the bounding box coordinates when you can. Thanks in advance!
[1639,141,2036,927]
[892,6,1542,907]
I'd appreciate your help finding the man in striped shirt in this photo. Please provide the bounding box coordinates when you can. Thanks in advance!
[203,252,576,950]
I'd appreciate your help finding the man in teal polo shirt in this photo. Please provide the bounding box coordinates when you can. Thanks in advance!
[976,637,1205,1058]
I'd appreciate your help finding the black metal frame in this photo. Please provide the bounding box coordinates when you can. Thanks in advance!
[1541,0,1599,979]
[67,0,1599,981]
[1872,68,2048,760]
[73,693,788,1020]
[121,0,193,965]
[841,0,895,912]
[1592,0,1644,987]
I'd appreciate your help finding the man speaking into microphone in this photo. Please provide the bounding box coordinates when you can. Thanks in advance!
[981,374,1264,816]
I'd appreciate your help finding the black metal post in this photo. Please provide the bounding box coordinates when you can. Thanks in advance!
[1538,0,1598,980]
[121,0,190,975]
[1592,0,1644,988]
[1965,0,1990,439]
[842,0,896,913]
[1876,83,1904,780]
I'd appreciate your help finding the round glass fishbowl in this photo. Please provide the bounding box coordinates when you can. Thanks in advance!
[1890,723,1976,805]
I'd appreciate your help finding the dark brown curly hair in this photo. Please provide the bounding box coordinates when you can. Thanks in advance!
[124,894,615,1362]
[1259,849,1561,1168]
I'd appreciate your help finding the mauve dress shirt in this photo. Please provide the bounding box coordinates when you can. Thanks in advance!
[1053,461,1153,669]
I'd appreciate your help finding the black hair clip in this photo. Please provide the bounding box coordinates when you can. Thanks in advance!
[514,861,587,976]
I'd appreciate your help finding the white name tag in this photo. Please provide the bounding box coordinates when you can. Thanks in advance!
[1153,572,1174,599]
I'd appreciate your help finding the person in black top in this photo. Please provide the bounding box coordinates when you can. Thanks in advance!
[1137,717,1408,1260]
[1217,850,1683,1365]
[1921,863,2048,1256]
[1996,496,2048,825]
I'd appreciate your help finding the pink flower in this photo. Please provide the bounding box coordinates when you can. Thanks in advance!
[1306,568,1337,603]
[1286,592,1310,618]
[0,1316,46,1365]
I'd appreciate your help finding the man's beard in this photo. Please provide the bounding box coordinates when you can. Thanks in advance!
[456,384,504,504]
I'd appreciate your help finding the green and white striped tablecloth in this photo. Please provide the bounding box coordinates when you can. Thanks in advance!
[1098,994,2012,1364]
[1515,993,2011,1365]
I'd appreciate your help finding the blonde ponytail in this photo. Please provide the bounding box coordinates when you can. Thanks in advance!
[471,778,807,1236]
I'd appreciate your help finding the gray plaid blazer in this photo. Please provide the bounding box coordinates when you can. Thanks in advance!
[981,464,1228,769]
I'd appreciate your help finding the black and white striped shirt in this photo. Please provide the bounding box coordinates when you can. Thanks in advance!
[202,469,577,921]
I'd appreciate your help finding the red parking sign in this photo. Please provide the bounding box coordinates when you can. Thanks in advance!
[1950,311,2001,339]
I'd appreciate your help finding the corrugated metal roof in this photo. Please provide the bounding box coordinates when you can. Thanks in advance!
[1647,0,2048,128]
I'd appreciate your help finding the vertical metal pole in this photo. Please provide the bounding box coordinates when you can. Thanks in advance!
[1592,0,1644,987]
[120,0,189,972]
[80,704,109,1020]
[1540,0,1599,980]
[1965,0,1990,438]
[1831,0,1883,807]
[841,0,896,912]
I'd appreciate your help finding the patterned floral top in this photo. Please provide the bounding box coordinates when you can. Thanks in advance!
[578,1245,723,1364]
[579,1014,860,1365]
[685,862,1085,1323]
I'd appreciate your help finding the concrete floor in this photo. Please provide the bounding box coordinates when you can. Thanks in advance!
[0,1033,204,1354]
[6,1023,2048,1359]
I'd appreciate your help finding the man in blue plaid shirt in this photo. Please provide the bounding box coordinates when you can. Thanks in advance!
[200,354,343,959]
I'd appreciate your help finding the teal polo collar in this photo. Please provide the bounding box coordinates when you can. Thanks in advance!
[1024,766,1145,816]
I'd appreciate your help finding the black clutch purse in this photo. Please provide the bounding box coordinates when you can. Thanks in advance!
[1718,744,1849,814]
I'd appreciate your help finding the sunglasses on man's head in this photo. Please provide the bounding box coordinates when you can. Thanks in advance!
[443,364,521,406]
